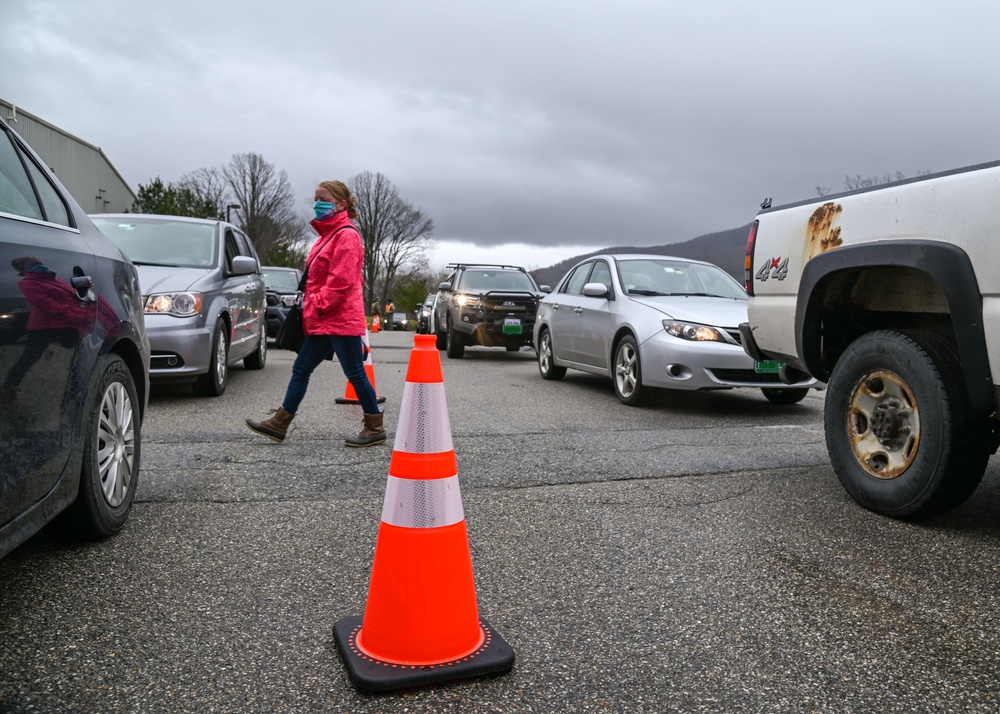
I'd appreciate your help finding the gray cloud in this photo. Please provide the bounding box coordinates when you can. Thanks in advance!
[3,0,1000,264]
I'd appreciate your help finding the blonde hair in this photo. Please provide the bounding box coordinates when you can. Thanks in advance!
[318,180,358,219]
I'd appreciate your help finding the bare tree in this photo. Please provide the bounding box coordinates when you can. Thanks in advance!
[177,167,229,219]
[222,153,305,264]
[350,171,434,310]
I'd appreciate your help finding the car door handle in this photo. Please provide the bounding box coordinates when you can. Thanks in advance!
[245,285,255,292]
[72,275,93,290]
[551,304,560,310]
[574,307,584,314]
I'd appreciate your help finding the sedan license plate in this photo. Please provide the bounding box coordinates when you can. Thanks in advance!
[755,360,782,374]
[502,318,522,335]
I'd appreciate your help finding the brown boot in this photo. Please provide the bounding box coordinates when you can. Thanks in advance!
[245,406,295,442]
[345,412,386,447]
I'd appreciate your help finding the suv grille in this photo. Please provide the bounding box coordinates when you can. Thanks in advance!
[481,294,537,313]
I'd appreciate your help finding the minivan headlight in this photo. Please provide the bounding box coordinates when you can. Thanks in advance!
[663,320,726,342]
[145,292,202,317]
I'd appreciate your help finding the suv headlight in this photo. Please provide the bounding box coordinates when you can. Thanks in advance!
[455,294,480,308]
[145,292,202,317]
[663,320,727,343]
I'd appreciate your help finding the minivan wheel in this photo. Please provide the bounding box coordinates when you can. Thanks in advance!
[196,322,229,396]
[244,320,267,370]
[59,355,140,539]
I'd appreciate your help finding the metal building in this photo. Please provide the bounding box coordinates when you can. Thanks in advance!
[1,98,136,214]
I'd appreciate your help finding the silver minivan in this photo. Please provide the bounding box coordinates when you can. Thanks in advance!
[91,213,267,396]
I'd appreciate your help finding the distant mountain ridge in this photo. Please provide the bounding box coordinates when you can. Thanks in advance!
[533,223,752,289]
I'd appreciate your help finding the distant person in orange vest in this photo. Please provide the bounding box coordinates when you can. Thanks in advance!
[246,180,386,447]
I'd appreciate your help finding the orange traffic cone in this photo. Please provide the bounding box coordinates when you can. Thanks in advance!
[371,314,381,333]
[335,330,386,405]
[333,334,515,693]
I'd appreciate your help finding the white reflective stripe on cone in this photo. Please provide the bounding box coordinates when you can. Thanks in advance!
[362,331,373,366]
[395,382,453,455]
[381,475,465,528]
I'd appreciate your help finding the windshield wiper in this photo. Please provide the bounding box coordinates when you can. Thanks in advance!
[627,288,670,296]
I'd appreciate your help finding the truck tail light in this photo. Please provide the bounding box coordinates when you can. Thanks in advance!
[744,220,759,295]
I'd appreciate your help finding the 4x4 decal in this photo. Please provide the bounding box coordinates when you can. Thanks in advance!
[756,257,789,282]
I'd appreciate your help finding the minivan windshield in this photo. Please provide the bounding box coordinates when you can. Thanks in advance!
[92,217,217,269]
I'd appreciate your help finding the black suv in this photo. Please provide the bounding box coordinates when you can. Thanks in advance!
[433,263,549,358]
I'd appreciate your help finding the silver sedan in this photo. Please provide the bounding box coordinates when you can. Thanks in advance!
[533,254,823,405]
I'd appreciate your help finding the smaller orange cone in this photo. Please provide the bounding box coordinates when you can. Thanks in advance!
[371,314,381,333]
[335,330,386,405]
[333,334,515,693]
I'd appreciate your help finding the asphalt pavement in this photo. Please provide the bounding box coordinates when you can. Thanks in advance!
[2,330,999,713]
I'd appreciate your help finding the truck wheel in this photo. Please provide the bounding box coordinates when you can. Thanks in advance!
[446,318,465,359]
[824,329,990,518]
[613,334,647,406]
[537,328,566,381]
[761,387,808,404]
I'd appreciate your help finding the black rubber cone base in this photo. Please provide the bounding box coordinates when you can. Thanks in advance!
[333,616,515,694]
[334,396,387,405]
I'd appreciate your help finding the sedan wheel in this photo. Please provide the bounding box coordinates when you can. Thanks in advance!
[538,329,566,381]
[613,335,646,406]
[58,355,140,539]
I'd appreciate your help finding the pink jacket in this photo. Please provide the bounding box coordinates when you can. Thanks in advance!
[302,212,367,336]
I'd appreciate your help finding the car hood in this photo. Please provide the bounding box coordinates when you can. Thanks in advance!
[135,265,220,295]
[626,295,748,327]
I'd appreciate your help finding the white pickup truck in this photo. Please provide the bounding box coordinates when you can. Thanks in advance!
[739,161,1000,518]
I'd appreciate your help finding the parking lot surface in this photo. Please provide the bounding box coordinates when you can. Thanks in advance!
[2,331,999,713]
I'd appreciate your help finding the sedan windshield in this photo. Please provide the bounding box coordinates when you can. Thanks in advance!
[617,259,747,300]
[92,217,217,268]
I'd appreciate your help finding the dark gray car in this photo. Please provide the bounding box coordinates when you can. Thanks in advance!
[90,214,267,396]
[0,117,149,558]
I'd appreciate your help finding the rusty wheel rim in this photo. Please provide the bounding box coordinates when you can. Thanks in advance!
[846,369,920,479]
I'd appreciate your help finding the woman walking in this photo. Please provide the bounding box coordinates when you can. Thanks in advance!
[246,180,385,447]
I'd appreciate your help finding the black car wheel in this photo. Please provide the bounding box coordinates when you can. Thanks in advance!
[613,334,647,406]
[196,321,229,396]
[446,318,465,359]
[538,329,566,381]
[59,355,140,539]
[244,320,267,370]
[761,387,809,404]
[824,329,990,518]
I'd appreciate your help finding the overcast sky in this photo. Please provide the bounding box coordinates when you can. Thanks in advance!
[3,0,1000,270]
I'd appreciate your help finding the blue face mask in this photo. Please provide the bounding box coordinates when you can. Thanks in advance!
[314,201,338,220]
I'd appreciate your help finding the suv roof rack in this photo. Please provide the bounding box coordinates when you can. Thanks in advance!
[445,263,527,271]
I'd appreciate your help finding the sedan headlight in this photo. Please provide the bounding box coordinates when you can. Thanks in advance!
[663,320,727,342]
[455,294,480,308]
[144,292,202,317]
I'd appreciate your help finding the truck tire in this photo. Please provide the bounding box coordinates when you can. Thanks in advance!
[824,329,990,518]
[761,387,809,404]
[446,318,465,359]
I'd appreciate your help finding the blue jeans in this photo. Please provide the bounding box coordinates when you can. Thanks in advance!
[282,334,380,415]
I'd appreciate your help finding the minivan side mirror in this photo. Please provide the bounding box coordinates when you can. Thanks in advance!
[231,255,258,276]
